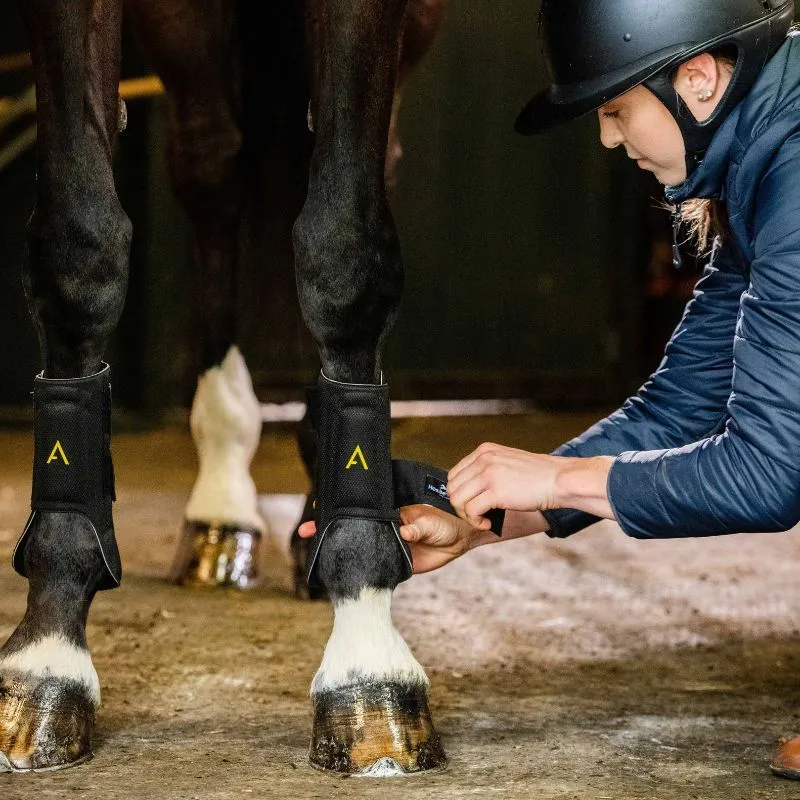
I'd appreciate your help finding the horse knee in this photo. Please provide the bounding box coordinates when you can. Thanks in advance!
[25,197,131,355]
[292,198,404,365]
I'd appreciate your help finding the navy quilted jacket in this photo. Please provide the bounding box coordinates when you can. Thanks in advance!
[544,33,800,540]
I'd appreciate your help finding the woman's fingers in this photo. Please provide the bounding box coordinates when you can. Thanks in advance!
[447,451,480,483]
[399,523,421,542]
[448,441,502,483]
[463,491,496,528]
[448,474,492,527]
[448,453,514,526]
[448,445,521,527]
[400,507,460,544]
[397,509,475,574]
[400,503,440,525]
[448,444,517,494]
[448,471,486,508]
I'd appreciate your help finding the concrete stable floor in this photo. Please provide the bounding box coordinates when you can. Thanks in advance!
[2,411,800,799]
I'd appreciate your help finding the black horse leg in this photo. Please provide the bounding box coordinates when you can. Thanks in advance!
[289,0,447,600]
[126,0,264,589]
[295,0,446,775]
[0,0,130,772]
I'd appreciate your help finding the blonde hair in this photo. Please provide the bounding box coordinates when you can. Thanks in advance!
[681,198,729,254]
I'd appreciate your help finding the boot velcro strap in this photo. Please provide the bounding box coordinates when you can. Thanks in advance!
[392,459,505,536]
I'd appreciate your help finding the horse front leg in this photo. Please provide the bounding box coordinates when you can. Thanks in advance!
[289,0,446,599]
[295,0,446,775]
[0,0,130,772]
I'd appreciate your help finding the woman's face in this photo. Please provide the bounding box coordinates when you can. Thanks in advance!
[596,53,732,187]
[597,85,688,186]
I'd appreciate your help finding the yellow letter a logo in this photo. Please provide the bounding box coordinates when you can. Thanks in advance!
[345,445,369,470]
[47,440,70,465]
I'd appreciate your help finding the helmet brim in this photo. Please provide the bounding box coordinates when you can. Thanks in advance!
[514,88,605,135]
[515,47,688,136]
[514,58,674,136]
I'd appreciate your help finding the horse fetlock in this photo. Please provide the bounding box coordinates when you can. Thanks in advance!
[0,635,99,708]
[313,588,427,692]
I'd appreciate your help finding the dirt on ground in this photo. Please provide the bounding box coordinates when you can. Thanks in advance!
[1,412,800,799]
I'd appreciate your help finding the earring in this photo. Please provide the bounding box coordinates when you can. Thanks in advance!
[698,88,714,102]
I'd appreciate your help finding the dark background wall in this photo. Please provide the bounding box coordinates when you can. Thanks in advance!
[389,0,649,403]
[0,0,755,414]
[0,6,37,409]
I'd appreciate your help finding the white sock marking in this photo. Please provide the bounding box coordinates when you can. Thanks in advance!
[312,588,428,693]
[0,634,101,708]
[185,346,265,532]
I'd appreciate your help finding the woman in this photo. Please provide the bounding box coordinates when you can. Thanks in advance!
[301,0,800,780]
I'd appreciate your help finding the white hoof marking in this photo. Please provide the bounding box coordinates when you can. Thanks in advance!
[186,346,265,532]
[0,634,100,708]
[312,588,428,693]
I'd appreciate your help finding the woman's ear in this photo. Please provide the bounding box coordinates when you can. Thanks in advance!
[674,52,727,122]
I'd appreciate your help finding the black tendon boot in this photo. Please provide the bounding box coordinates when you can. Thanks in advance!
[13,364,120,590]
[306,371,412,589]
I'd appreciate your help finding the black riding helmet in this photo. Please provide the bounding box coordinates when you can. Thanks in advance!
[516,0,794,174]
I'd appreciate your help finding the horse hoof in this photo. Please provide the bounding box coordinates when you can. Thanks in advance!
[170,520,261,589]
[0,671,94,772]
[310,681,447,775]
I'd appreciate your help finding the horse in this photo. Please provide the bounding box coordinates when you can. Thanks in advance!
[0,0,450,777]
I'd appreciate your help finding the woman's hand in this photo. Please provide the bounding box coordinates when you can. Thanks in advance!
[398,504,486,573]
[448,443,614,528]
[297,505,486,574]
[294,444,614,575]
